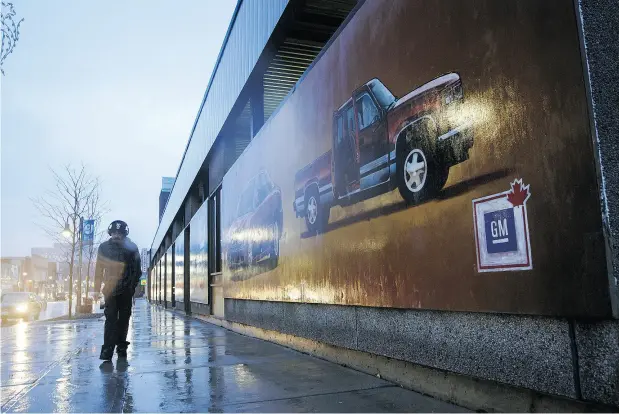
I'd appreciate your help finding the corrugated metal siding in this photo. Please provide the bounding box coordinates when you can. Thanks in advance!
[234,100,253,157]
[264,39,323,120]
[152,0,289,252]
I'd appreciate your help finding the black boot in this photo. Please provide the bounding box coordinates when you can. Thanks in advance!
[116,341,130,358]
[99,346,114,361]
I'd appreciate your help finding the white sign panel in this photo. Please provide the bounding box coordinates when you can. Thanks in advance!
[473,179,532,272]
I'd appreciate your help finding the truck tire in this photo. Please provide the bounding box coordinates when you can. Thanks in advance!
[305,187,329,234]
[396,123,449,204]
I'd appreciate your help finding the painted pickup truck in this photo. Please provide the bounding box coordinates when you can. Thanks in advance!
[293,73,474,233]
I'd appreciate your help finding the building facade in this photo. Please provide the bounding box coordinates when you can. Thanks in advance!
[159,177,175,222]
[148,0,619,410]
[140,248,150,273]
[1,258,23,292]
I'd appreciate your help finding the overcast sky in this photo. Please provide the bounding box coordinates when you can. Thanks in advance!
[1,0,236,257]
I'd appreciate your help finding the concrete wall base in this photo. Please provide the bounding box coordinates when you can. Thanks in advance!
[191,312,614,413]
[188,301,209,316]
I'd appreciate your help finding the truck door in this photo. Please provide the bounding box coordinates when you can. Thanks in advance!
[354,88,388,186]
[333,103,360,197]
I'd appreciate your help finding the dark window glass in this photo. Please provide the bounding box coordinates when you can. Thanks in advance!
[336,115,344,145]
[355,92,379,130]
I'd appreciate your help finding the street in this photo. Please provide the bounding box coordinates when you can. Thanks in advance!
[0,300,102,327]
[38,301,70,321]
[1,300,466,413]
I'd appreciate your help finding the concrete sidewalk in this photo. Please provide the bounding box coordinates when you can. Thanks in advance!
[1,300,468,412]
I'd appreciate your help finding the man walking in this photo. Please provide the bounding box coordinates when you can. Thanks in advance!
[94,220,141,361]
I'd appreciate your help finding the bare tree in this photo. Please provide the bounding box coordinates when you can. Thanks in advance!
[84,189,109,299]
[32,164,106,317]
[1,2,24,75]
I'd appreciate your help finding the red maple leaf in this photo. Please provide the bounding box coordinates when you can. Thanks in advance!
[507,179,531,207]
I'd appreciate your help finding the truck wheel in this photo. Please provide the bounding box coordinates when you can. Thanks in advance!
[305,188,329,234]
[397,126,449,204]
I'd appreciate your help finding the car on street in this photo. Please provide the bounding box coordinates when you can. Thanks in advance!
[1,292,43,322]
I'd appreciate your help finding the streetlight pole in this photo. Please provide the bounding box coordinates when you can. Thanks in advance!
[62,218,76,318]
[76,217,83,311]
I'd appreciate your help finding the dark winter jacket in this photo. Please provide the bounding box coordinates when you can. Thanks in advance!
[94,237,141,298]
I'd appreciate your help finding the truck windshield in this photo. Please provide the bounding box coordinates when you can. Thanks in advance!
[368,79,396,109]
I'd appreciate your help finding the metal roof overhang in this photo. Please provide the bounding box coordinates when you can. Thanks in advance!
[150,0,289,253]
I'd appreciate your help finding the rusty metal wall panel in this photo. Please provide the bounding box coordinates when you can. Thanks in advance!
[152,0,289,253]
[220,0,612,317]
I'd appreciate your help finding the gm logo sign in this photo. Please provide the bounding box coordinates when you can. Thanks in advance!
[484,208,517,253]
[473,179,532,272]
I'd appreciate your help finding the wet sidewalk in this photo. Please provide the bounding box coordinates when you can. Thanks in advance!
[1,300,467,412]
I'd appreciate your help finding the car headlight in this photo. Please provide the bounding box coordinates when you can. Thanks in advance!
[16,303,28,313]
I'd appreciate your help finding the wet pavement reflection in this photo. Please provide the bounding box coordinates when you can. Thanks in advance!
[1,299,467,412]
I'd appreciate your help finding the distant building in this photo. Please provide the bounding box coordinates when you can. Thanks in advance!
[1,258,23,292]
[159,177,175,222]
[32,243,70,282]
[140,248,150,272]
[31,243,69,264]
[1,255,50,294]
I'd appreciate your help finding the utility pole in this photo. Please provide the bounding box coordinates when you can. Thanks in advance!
[63,216,81,318]
[68,260,72,319]
[77,217,83,311]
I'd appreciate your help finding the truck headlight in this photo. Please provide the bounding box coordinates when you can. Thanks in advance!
[16,303,28,313]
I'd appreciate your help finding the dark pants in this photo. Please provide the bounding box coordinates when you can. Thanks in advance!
[103,293,132,349]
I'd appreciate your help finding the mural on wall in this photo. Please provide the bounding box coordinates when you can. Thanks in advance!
[225,169,283,282]
[293,73,473,235]
[189,202,209,304]
[165,248,173,304]
[157,259,161,303]
[221,0,612,317]
[175,232,185,303]
[159,258,164,303]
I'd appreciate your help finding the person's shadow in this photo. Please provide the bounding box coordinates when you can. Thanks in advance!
[116,358,129,373]
[99,359,131,411]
